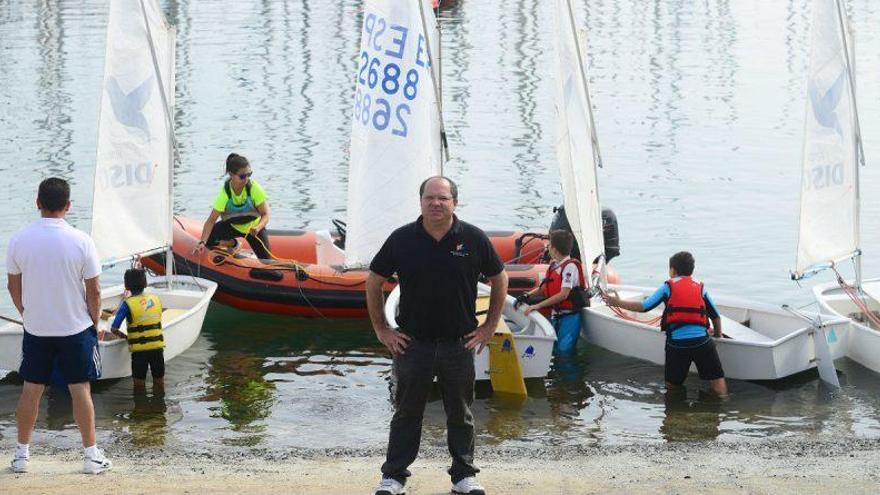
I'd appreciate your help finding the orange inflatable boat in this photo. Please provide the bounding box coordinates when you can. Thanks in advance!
[143,216,620,318]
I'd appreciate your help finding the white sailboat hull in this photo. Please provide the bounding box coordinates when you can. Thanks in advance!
[0,275,216,380]
[582,285,849,381]
[384,284,557,380]
[814,278,880,373]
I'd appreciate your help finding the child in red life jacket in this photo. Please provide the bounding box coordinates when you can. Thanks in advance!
[604,251,728,396]
[516,230,586,355]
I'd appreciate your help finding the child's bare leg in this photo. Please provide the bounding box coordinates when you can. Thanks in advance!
[133,378,147,393]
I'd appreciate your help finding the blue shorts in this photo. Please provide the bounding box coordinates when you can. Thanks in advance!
[20,327,101,385]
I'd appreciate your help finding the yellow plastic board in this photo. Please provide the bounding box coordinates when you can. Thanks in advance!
[477,296,527,397]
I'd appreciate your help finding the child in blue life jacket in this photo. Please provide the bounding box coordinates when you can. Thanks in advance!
[516,230,588,354]
[106,268,165,392]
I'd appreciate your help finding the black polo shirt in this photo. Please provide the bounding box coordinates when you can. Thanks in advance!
[370,215,504,340]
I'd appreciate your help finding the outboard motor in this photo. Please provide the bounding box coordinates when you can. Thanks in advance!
[549,205,620,262]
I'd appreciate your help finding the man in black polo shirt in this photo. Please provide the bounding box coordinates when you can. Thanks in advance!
[366,176,508,495]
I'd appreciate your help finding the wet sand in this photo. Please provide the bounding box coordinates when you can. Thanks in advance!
[4,439,880,494]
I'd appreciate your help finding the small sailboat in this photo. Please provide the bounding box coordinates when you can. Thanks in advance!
[552,0,846,384]
[792,0,880,373]
[0,0,215,380]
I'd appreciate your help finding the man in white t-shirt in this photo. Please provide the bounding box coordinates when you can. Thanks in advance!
[6,178,112,474]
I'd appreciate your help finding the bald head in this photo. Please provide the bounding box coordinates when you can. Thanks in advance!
[419,176,458,202]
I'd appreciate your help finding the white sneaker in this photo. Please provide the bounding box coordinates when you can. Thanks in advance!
[452,476,486,495]
[374,477,406,495]
[10,454,28,473]
[83,449,112,474]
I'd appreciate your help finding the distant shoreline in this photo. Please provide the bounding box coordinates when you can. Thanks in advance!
[5,438,880,494]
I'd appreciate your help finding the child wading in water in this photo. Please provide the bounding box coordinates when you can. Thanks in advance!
[517,230,588,355]
[604,251,728,396]
[106,268,166,392]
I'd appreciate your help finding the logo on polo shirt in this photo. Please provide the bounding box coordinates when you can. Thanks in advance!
[450,243,469,257]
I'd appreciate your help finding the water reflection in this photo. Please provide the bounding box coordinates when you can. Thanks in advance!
[546,354,593,414]
[779,0,808,131]
[437,0,469,146]
[508,0,543,217]
[482,392,529,442]
[201,352,275,445]
[128,391,169,447]
[35,0,75,179]
[166,0,192,215]
[660,387,722,442]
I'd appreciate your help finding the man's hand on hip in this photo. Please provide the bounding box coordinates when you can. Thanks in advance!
[465,323,495,352]
[375,325,410,356]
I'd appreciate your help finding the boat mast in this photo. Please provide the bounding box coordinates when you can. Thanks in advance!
[139,0,176,288]
[834,0,865,290]
[416,0,449,174]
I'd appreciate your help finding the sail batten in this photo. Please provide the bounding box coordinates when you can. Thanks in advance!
[555,0,605,272]
[794,0,860,278]
[344,0,443,267]
[91,0,175,264]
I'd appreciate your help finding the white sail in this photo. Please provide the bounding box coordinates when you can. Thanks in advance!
[555,0,605,270]
[91,0,175,264]
[345,0,443,267]
[794,0,860,277]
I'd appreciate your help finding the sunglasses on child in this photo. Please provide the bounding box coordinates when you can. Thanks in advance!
[236,172,253,180]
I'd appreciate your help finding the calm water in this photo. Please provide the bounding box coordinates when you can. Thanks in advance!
[1,0,880,450]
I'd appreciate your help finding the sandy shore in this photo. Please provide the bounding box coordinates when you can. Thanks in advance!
[4,440,880,494]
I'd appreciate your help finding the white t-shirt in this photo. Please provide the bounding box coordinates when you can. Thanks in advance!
[555,258,582,290]
[6,218,101,337]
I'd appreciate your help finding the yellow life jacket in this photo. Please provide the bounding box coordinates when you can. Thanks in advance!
[125,293,164,352]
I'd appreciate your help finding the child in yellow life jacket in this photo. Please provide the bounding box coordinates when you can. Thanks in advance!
[516,230,588,355]
[109,268,165,391]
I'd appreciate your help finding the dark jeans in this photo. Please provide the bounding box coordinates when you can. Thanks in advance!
[207,219,271,259]
[381,338,478,485]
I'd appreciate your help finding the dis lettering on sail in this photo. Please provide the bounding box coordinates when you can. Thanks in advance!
[98,162,158,191]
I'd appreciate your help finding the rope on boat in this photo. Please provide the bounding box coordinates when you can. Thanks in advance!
[831,266,880,329]
[201,236,352,319]
[205,234,367,288]
[595,286,662,326]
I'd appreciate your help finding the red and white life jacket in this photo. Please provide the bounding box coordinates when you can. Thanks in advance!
[661,276,709,331]
[543,258,586,311]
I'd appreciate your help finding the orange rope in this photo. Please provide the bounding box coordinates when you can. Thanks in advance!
[206,235,365,286]
[832,267,880,329]
[596,287,662,326]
